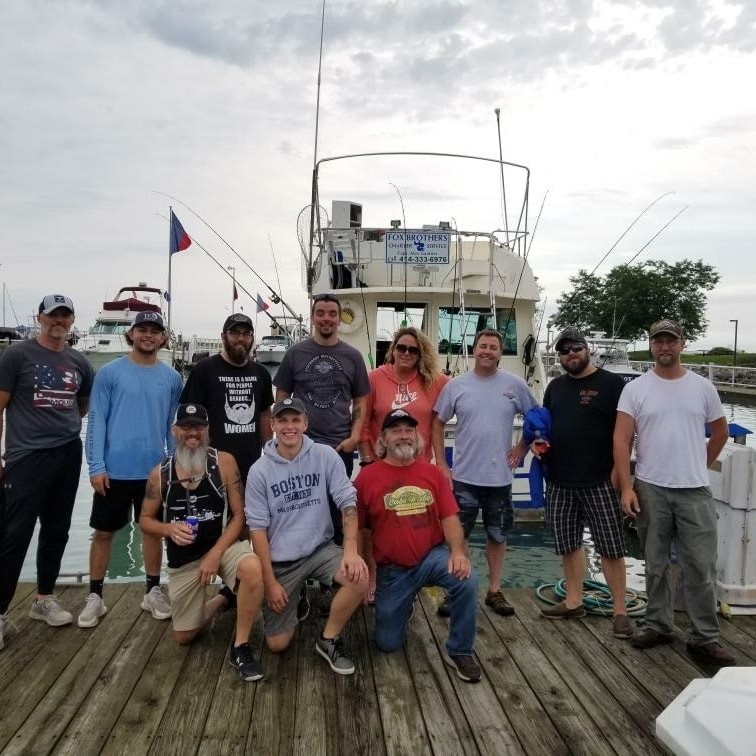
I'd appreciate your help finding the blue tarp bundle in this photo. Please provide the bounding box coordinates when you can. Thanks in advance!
[523,407,552,508]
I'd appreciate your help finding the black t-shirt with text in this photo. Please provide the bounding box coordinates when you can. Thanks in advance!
[180,355,273,481]
[543,368,625,487]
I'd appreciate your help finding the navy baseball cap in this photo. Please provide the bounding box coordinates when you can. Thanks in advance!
[271,397,307,417]
[133,311,166,330]
[381,409,419,431]
[175,404,209,426]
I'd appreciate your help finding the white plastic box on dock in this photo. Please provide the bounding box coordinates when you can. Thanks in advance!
[709,442,756,611]
[656,667,756,756]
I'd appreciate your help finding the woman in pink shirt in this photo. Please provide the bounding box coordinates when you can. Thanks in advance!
[359,326,449,466]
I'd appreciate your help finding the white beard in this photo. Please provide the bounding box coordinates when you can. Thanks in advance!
[175,443,208,479]
[388,440,417,462]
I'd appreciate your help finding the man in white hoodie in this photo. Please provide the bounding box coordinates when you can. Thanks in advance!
[245,397,369,675]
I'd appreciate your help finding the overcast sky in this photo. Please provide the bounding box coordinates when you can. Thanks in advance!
[2,0,754,351]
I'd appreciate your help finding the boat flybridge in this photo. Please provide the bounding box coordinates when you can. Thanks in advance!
[303,152,547,402]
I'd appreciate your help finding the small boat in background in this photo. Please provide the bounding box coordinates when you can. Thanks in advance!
[75,283,174,370]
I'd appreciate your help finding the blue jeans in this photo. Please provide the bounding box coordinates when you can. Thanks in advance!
[635,479,720,645]
[375,544,477,656]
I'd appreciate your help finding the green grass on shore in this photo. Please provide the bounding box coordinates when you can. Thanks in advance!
[629,351,756,368]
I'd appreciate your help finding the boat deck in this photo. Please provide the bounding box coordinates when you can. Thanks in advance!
[2,582,755,755]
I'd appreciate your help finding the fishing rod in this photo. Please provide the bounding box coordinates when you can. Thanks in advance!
[389,182,409,323]
[153,191,303,328]
[494,107,510,246]
[157,211,286,330]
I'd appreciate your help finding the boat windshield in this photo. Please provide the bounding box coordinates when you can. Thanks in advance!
[91,322,130,335]
[438,307,516,356]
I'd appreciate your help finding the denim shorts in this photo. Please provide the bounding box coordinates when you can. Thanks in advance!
[452,481,512,544]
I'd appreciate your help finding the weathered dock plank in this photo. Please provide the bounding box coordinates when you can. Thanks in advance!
[2,583,752,756]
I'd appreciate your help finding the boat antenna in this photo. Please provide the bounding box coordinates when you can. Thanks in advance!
[152,191,303,329]
[267,234,289,336]
[494,107,510,246]
[389,182,409,323]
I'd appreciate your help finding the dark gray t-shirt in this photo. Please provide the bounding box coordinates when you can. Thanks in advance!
[274,339,370,447]
[0,339,94,464]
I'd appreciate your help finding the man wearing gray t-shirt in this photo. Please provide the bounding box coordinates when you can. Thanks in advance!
[274,293,369,615]
[432,329,536,617]
[0,295,94,648]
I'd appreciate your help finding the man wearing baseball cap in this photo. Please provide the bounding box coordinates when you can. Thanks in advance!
[355,409,480,682]
[0,294,93,645]
[245,396,369,676]
[79,307,182,629]
[537,327,631,637]
[139,403,266,681]
[181,313,273,484]
[614,318,736,665]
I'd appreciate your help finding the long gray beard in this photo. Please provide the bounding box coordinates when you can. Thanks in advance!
[389,441,417,462]
[175,443,208,479]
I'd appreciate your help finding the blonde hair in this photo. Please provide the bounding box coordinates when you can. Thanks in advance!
[385,327,440,391]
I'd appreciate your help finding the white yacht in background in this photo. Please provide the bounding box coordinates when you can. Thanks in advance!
[75,284,174,370]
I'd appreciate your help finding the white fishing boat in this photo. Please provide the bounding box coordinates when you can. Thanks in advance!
[547,331,643,383]
[300,152,547,515]
[75,284,174,370]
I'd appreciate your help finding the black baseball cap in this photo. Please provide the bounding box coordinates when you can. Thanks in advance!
[223,313,254,332]
[381,409,419,431]
[175,403,209,426]
[554,327,588,351]
[271,397,307,417]
[132,311,166,330]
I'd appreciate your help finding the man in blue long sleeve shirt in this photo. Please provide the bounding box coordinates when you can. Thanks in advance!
[79,312,183,628]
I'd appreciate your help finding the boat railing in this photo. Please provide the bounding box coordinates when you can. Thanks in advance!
[630,360,756,393]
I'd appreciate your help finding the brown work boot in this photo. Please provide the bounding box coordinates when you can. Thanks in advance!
[630,626,674,649]
[612,614,634,639]
[686,641,737,667]
[485,590,515,616]
[541,601,586,619]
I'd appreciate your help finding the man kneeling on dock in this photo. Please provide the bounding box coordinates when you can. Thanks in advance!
[245,397,368,675]
[355,410,481,683]
[140,404,265,682]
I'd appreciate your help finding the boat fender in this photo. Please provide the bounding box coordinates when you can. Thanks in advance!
[338,298,365,335]
[521,334,536,366]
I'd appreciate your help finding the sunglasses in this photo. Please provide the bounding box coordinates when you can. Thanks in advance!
[394,343,420,356]
[312,293,340,304]
[558,345,586,356]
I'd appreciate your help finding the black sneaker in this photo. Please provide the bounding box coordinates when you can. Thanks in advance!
[297,587,311,622]
[219,585,237,611]
[437,595,451,617]
[444,652,481,683]
[229,642,264,682]
[317,585,334,617]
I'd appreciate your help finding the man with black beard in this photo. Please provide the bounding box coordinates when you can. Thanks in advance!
[140,404,266,681]
[536,327,631,638]
[355,410,480,683]
[181,314,273,484]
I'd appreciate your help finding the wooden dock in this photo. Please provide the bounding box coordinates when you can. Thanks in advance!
[1,582,755,755]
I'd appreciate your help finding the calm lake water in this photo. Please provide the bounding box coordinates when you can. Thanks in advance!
[19,395,756,590]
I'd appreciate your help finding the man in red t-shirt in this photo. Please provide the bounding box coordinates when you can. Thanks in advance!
[355,409,480,683]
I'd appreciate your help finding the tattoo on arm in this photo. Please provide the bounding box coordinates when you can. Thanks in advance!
[351,405,362,421]
[145,480,159,501]
[342,505,358,522]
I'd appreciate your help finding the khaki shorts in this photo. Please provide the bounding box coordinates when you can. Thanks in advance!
[168,541,255,632]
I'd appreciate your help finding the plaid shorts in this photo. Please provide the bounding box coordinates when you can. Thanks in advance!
[545,480,624,558]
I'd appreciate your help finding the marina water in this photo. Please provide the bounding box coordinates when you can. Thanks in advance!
[19,396,756,590]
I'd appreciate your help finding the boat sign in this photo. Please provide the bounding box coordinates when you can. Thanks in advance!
[386,230,450,265]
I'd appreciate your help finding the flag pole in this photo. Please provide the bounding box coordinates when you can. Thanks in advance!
[167,205,173,334]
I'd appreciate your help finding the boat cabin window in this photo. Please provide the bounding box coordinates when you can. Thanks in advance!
[91,322,131,335]
[438,307,516,356]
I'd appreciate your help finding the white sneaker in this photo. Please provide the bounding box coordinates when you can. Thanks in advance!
[141,586,171,620]
[29,596,73,627]
[78,593,108,628]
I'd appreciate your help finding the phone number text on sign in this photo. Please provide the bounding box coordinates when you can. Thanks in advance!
[385,231,450,264]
